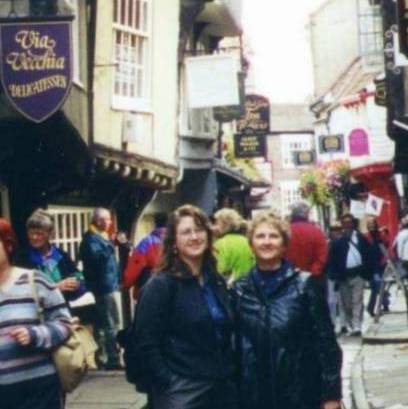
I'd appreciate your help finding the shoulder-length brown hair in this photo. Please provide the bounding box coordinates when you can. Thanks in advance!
[157,204,217,276]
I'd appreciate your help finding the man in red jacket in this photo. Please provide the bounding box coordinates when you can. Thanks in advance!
[123,213,167,299]
[287,202,328,277]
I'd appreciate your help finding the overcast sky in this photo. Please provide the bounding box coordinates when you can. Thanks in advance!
[243,0,326,103]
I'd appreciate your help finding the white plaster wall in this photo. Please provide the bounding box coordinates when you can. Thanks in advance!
[315,96,394,168]
[93,0,179,166]
[309,0,359,97]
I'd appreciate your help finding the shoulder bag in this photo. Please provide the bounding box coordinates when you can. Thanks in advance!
[29,271,98,393]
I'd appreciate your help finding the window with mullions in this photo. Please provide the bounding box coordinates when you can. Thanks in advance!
[113,0,151,111]
[358,1,383,70]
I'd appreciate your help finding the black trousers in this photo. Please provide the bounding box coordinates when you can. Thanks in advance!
[0,374,63,409]
[152,374,238,409]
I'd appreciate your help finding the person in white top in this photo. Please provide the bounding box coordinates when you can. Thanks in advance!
[328,214,373,337]
[394,215,408,273]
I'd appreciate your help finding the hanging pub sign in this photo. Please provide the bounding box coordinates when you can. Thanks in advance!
[234,132,266,158]
[293,150,315,166]
[0,16,73,123]
[319,134,344,153]
[213,72,245,122]
[374,77,386,107]
[397,0,408,58]
[236,94,270,135]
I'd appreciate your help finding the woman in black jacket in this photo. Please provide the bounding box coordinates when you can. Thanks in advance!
[233,211,342,409]
[133,204,237,409]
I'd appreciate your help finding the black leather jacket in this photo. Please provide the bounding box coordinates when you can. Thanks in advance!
[232,264,342,409]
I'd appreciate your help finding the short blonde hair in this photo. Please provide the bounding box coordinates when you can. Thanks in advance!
[248,210,290,246]
[214,208,247,235]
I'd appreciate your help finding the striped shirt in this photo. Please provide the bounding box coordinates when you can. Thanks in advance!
[0,267,71,385]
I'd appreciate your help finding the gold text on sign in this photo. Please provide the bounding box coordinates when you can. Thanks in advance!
[6,30,65,71]
[8,75,67,98]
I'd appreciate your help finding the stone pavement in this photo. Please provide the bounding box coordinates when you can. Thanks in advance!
[352,290,408,409]
[66,370,147,409]
[339,336,363,409]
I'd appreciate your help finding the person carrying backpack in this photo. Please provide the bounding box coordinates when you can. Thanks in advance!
[124,205,237,409]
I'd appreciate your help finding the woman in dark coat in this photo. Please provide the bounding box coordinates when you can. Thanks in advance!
[133,204,237,409]
[233,210,342,409]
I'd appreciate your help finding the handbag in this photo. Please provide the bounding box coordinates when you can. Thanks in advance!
[29,271,98,393]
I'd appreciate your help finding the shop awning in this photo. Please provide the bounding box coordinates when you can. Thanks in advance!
[213,159,252,188]
[0,110,92,196]
[92,143,178,190]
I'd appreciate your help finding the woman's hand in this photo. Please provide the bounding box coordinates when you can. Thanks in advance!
[10,327,31,346]
[58,277,79,292]
[322,401,341,409]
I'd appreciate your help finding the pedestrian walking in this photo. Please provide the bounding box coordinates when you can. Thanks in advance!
[365,216,390,316]
[286,201,328,280]
[394,215,408,275]
[15,208,86,303]
[132,204,237,409]
[212,208,254,285]
[0,218,71,409]
[328,213,373,336]
[326,222,343,327]
[233,211,342,409]
[122,212,167,299]
[79,207,121,370]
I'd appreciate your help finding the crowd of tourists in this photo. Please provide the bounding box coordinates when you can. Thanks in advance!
[2,201,408,409]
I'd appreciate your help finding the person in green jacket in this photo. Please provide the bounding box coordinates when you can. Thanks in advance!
[213,208,255,285]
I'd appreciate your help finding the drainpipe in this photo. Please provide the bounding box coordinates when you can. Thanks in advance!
[87,0,97,148]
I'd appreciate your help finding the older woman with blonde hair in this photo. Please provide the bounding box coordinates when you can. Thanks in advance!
[212,208,254,285]
[233,210,342,409]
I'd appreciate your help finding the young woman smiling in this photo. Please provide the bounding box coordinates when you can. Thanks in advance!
[132,205,237,409]
[233,211,343,409]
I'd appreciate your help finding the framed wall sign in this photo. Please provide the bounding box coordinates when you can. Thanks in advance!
[319,134,344,153]
[293,150,315,166]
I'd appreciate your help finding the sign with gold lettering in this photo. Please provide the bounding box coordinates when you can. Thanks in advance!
[234,133,266,158]
[293,150,315,166]
[318,134,344,154]
[374,77,386,107]
[237,94,270,135]
[0,17,73,123]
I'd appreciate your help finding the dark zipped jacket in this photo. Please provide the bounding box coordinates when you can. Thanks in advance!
[133,267,236,389]
[232,264,342,409]
[327,231,374,281]
[79,231,119,295]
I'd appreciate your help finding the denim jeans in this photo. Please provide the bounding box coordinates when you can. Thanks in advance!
[94,292,120,366]
[367,271,389,316]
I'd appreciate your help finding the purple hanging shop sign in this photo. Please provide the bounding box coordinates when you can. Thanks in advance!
[349,128,370,156]
[0,17,73,123]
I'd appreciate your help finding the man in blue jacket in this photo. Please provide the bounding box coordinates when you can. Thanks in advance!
[328,213,373,337]
[79,208,121,369]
